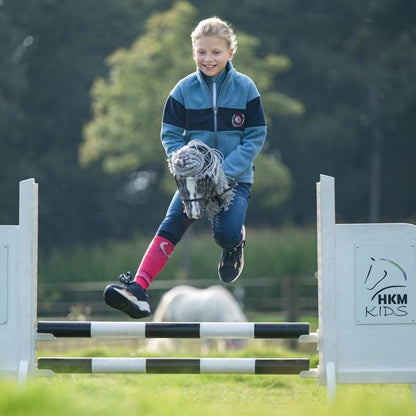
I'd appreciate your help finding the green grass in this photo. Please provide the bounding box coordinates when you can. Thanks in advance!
[0,339,412,416]
[1,372,415,416]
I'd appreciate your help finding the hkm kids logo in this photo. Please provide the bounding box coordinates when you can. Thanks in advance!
[363,256,408,319]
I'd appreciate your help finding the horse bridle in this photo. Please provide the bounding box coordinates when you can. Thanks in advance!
[174,175,213,204]
[175,175,236,204]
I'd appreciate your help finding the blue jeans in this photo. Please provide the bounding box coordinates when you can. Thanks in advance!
[157,183,251,249]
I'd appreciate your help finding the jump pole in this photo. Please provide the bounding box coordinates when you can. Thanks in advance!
[37,321,309,375]
[37,321,310,340]
[37,321,313,377]
[38,357,310,375]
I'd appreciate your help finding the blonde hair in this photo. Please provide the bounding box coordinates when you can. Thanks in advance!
[191,17,237,53]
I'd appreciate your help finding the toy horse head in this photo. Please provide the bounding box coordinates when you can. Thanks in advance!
[169,140,235,220]
[174,175,214,219]
[172,142,215,219]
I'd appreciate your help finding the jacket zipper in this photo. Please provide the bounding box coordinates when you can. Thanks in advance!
[213,80,218,148]
[201,69,231,148]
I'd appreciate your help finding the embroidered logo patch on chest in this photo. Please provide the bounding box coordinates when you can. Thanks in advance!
[231,113,245,128]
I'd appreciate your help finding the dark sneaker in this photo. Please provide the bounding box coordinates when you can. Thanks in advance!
[218,226,245,283]
[104,278,151,319]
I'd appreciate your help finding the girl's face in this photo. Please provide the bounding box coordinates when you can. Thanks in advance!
[193,36,234,77]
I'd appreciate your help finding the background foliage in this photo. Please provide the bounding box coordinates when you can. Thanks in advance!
[1,0,416,253]
[80,2,299,217]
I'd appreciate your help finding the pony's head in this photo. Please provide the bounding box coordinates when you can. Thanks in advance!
[174,175,214,220]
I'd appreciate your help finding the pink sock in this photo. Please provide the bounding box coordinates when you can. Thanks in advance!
[134,236,174,290]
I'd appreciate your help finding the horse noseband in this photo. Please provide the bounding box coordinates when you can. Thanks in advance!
[175,175,214,204]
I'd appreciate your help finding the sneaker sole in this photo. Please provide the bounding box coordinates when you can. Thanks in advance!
[218,248,244,283]
[218,226,245,283]
[104,286,151,319]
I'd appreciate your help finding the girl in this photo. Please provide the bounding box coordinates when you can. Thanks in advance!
[104,17,267,318]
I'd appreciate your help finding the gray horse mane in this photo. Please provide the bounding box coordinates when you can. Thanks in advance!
[168,140,235,219]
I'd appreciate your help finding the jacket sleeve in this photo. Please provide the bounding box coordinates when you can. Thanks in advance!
[222,84,267,180]
[160,84,187,158]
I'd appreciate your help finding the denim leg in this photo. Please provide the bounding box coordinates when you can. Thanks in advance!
[157,191,194,245]
[211,183,251,249]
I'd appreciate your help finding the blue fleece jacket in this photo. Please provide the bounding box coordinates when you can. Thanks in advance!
[161,61,267,183]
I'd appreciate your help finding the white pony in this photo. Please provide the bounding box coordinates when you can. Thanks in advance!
[147,285,247,354]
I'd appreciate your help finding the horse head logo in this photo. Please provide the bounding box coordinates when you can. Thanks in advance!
[364,257,407,300]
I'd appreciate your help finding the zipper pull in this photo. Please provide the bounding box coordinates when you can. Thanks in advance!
[212,81,217,110]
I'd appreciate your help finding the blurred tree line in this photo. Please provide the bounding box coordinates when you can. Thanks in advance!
[1,0,415,252]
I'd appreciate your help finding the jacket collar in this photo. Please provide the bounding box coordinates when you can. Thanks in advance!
[196,61,234,83]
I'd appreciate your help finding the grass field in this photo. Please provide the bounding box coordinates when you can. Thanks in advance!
[1,367,415,416]
[1,336,416,416]
[1,313,415,415]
